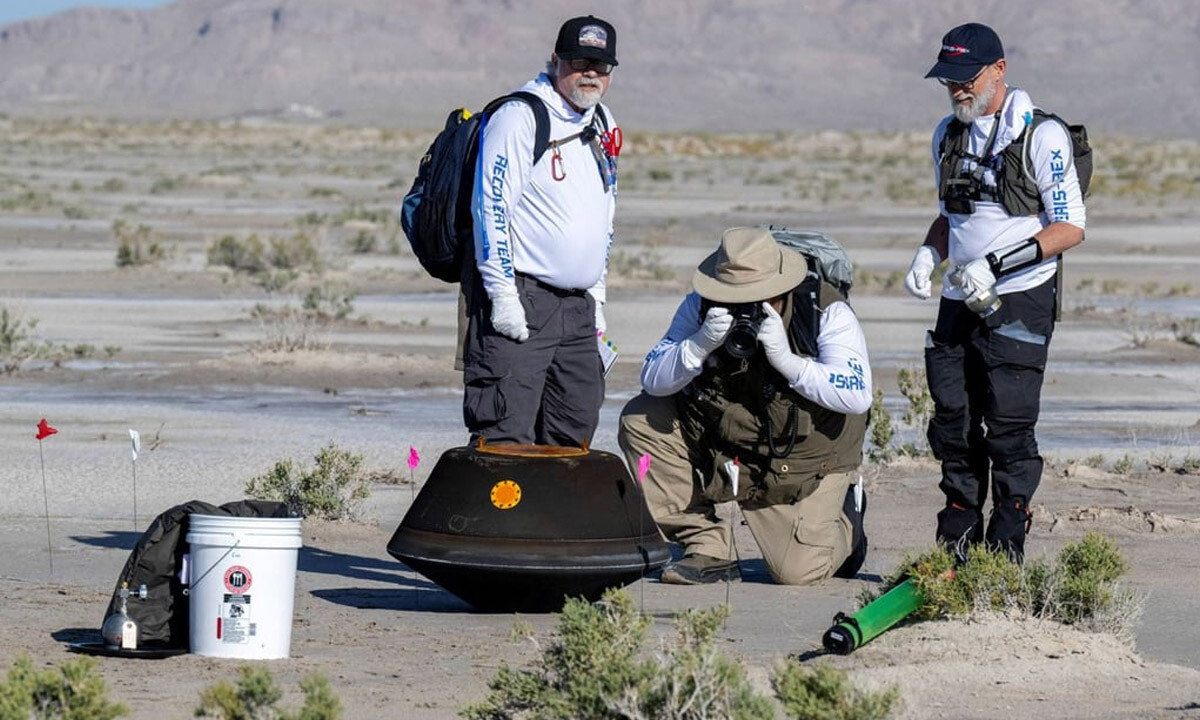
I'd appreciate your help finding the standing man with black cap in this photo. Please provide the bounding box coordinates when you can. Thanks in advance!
[905,23,1086,561]
[465,15,620,446]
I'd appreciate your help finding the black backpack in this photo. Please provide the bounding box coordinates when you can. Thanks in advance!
[1049,112,1092,198]
[401,92,551,283]
[1014,110,1092,198]
[939,109,1092,218]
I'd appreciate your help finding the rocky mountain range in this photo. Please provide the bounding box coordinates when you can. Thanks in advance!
[0,0,1196,136]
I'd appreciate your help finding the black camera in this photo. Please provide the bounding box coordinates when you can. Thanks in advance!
[723,302,766,359]
[942,160,994,215]
[942,177,977,215]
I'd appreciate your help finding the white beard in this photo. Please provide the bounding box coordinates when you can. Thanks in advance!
[569,79,604,110]
[950,81,997,123]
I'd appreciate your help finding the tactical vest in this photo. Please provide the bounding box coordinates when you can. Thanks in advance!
[677,279,868,508]
[938,109,1069,217]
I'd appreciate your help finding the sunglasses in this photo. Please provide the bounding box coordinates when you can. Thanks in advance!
[566,57,613,76]
[937,65,989,90]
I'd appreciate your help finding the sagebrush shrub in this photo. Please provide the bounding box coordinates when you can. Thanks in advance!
[878,533,1138,639]
[195,666,341,720]
[772,663,898,720]
[0,654,128,720]
[245,442,370,520]
[1048,532,1133,627]
[461,590,775,720]
[867,388,894,462]
[112,219,166,267]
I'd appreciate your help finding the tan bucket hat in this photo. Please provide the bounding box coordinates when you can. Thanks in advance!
[691,227,808,303]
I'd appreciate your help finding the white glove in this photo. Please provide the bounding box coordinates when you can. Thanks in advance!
[489,287,529,342]
[904,245,941,299]
[954,258,997,297]
[758,302,807,384]
[681,307,732,367]
[593,300,607,335]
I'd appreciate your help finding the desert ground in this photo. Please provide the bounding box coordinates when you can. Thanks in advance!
[1,117,1198,718]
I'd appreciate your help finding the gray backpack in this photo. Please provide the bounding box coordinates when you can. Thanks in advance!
[766,226,854,298]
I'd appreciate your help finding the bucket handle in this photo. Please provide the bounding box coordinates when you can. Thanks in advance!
[185,537,243,596]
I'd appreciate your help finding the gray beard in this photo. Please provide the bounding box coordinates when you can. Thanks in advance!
[950,82,997,123]
[570,81,604,110]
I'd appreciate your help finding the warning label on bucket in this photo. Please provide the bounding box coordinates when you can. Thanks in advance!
[218,594,255,643]
[224,565,253,593]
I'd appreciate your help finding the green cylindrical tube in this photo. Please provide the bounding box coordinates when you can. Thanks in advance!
[822,576,925,655]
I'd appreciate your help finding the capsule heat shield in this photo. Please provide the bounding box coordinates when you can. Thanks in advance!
[387,444,670,612]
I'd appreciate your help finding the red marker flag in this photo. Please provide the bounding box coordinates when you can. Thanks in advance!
[36,419,58,440]
[407,446,420,470]
[34,418,58,573]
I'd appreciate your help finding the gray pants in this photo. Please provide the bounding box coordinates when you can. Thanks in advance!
[618,392,855,585]
[463,273,603,446]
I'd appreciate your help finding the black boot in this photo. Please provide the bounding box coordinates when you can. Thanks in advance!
[660,554,740,585]
[986,498,1032,562]
[834,480,868,579]
[936,502,983,564]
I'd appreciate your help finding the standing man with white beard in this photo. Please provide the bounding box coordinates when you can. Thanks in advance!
[464,15,620,446]
[904,23,1086,561]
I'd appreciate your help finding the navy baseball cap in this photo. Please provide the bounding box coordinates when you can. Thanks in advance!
[555,15,618,67]
[925,23,1004,82]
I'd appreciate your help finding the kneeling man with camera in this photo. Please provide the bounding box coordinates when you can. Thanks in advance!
[618,227,873,585]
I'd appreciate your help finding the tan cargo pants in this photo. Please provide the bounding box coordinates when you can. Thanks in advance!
[618,392,855,586]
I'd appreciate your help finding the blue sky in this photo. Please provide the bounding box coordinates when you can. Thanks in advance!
[0,0,175,25]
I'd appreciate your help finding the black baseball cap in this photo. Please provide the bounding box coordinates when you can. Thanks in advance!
[925,23,1004,82]
[555,15,618,67]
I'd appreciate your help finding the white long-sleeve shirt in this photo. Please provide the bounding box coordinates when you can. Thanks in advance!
[640,292,873,416]
[471,73,615,303]
[932,89,1086,298]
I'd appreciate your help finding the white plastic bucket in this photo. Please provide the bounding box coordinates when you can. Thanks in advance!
[186,514,303,659]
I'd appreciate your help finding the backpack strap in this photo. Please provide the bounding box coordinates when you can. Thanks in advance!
[546,104,610,150]
[482,91,552,165]
[483,94,613,188]
[593,102,611,134]
[480,93,609,166]
[937,118,964,159]
[1019,109,1052,186]
[1020,109,1083,189]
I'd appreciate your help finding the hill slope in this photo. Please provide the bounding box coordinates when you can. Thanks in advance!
[0,0,1195,136]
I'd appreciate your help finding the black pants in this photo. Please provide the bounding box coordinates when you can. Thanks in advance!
[924,277,1055,556]
[462,273,603,446]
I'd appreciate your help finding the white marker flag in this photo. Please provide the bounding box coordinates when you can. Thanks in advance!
[129,429,141,461]
[722,458,740,497]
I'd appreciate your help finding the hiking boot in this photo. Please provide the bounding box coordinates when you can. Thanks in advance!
[834,479,868,579]
[986,498,1032,563]
[660,554,740,585]
[936,502,984,565]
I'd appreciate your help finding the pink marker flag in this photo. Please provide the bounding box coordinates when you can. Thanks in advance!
[407,446,420,470]
[636,453,651,484]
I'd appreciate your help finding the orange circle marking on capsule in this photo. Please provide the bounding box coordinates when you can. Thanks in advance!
[490,480,522,510]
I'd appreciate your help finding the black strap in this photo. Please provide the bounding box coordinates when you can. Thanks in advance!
[482,91,552,165]
[943,111,1004,204]
[483,95,612,188]
[547,106,614,190]
[941,110,1002,169]
[547,105,609,149]
[979,109,1003,160]
[764,404,800,459]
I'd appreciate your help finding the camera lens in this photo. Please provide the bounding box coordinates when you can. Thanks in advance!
[722,303,765,359]
[724,323,758,359]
